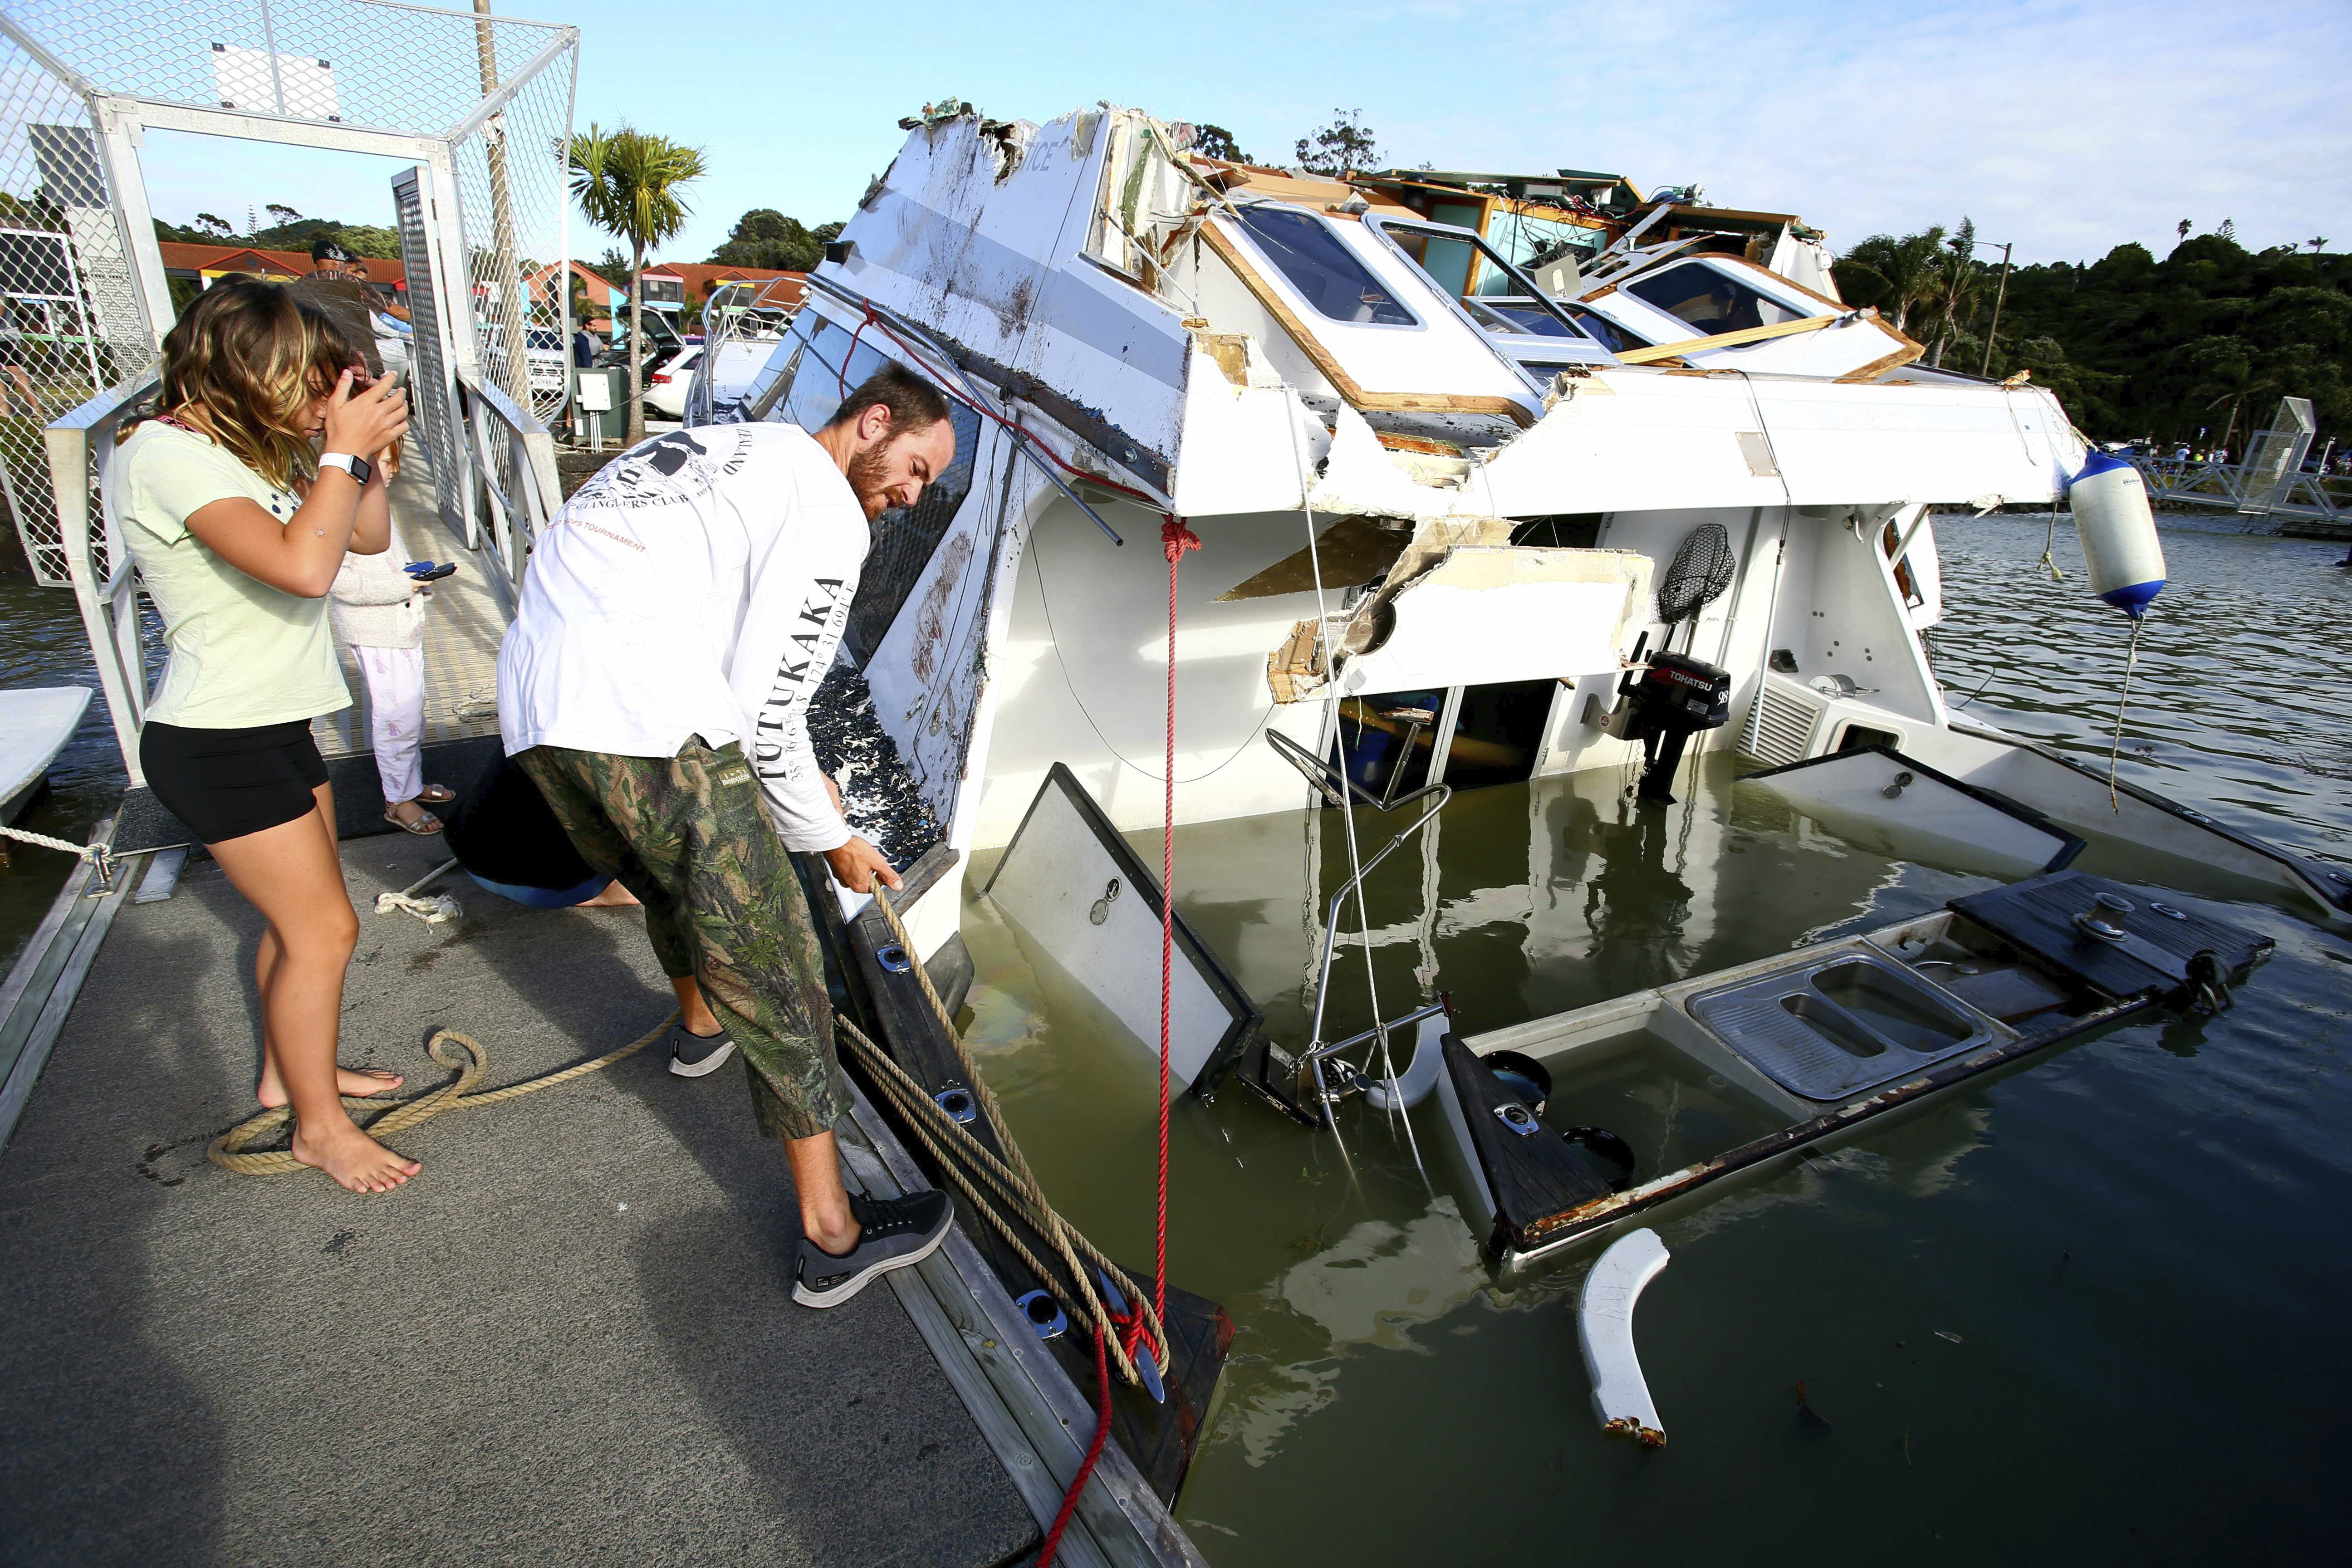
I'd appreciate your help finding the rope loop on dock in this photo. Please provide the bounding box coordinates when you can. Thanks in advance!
[206,1011,675,1174]
[0,821,120,884]
[851,884,1170,1389]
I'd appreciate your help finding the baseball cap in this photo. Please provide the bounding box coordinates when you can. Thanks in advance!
[311,236,356,263]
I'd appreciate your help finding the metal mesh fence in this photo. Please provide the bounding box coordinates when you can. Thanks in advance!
[450,20,573,427]
[0,33,147,582]
[0,0,575,583]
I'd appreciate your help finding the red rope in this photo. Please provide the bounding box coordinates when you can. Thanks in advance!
[1038,1325,1117,1568]
[1156,516,1198,1330]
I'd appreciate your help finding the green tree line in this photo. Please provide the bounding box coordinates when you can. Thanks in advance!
[153,208,401,259]
[1835,222,2351,449]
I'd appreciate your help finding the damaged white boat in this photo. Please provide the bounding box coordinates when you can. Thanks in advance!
[691,103,2334,1204]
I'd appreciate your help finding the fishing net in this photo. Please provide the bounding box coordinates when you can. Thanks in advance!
[1655,521,1736,624]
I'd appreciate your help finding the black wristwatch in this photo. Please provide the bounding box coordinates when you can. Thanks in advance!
[318,451,374,485]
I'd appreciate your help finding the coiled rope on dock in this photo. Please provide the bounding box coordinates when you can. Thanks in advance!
[206,1011,675,1174]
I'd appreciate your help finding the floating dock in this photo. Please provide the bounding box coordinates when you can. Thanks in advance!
[0,818,1196,1565]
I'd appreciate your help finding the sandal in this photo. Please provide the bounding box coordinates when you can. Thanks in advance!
[417,784,455,804]
[384,804,444,835]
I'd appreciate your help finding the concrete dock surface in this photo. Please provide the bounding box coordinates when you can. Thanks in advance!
[0,830,1038,1567]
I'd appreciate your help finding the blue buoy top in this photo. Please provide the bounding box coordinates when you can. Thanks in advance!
[2070,448,2136,487]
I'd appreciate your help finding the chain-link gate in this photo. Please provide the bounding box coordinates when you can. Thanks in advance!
[6,0,577,780]
[0,0,576,579]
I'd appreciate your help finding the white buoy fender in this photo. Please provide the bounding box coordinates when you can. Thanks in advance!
[2067,451,2166,617]
[1578,1226,1671,1447]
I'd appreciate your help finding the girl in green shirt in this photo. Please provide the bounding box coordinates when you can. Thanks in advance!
[115,277,416,1194]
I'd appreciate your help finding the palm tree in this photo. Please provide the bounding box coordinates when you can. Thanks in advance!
[568,122,707,443]
[1923,218,1985,367]
[1836,225,1946,335]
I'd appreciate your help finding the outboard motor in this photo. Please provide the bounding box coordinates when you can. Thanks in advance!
[1622,651,1730,803]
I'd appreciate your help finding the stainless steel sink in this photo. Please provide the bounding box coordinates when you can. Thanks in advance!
[1686,954,1997,1101]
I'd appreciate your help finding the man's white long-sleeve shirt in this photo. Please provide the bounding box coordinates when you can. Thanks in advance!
[497,423,867,852]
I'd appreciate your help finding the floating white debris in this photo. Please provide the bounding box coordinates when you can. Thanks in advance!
[1579,1227,1671,1447]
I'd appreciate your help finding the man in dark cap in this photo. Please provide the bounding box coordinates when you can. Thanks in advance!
[293,236,385,374]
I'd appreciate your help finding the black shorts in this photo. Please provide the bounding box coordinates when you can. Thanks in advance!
[140,719,330,845]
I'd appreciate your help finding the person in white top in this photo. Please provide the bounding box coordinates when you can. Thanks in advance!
[498,362,962,1307]
[329,451,451,835]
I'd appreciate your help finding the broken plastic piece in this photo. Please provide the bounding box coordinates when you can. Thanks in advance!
[1364,1012,1446,1112]
[1579,1227,1671,1447]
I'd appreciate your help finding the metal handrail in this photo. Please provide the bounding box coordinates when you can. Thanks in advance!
[454,366,560,606]
[1267,730,1454,1058]
[43,367,162,781]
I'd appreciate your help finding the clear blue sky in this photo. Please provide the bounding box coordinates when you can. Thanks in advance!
[138,0,2352,267]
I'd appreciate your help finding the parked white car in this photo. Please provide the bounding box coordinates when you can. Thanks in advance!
[642,345,701,418]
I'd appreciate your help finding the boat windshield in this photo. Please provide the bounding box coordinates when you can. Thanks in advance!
[1232,206,1418,327]
[1625,262,1814,334]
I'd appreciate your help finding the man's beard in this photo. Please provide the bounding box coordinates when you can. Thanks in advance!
[847,442,894,520]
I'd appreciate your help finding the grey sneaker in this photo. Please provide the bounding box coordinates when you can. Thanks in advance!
[793,1190,953,1308]
[667,1021,735,1078]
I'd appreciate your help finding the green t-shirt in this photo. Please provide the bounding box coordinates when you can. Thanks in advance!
[113,422,350,729]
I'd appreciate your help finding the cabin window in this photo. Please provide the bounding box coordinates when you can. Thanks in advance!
[1555,304,1644,353]
[1232,207,1417,327]
[1328,690,1444,803]
[1461,297,1582,338]
[1624,263,1812,334]
[1438,680,1556,791]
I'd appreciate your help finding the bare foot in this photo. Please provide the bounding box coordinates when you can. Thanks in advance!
[580,880,641,908]
[259,1064,403,1109]
[290,1119,421,1193]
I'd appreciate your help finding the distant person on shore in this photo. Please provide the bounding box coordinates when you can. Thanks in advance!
[113,276,416,1193]
[0,301,41,417]
[496,363,957,1307]
[329,472,453,836]
[293,238,387,377]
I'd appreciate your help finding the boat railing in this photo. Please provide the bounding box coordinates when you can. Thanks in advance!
[40,366,162,784]
[1266,729,1453,1099]
[2132,451,2352,527]
[40,363,553,784]
[453,366,561,613]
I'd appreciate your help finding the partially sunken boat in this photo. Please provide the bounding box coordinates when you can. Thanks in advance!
[694,103,2310,1283]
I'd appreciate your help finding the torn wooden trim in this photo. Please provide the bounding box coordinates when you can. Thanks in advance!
[1265,617,1327,704]
[1613,311,1845,364]
[1835,336,1929,383]
[1199,222,1537,430]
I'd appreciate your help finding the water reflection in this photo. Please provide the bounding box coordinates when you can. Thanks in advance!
[967,511,2352,1563]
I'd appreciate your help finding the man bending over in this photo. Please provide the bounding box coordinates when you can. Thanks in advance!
[497,363,957,1307]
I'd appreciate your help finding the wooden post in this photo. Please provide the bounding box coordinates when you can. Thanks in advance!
[472,0,534,411]
[1977,241,2013,377]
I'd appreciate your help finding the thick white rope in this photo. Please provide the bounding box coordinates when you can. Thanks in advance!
[374,856,461,925]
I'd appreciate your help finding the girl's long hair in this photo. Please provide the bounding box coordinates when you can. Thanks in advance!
[131,276,362,489]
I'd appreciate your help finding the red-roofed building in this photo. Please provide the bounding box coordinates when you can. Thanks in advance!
[158,242,406,303]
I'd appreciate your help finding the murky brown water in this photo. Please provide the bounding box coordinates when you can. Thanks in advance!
[5,512,2348,1563]
[958,513,2352,1566]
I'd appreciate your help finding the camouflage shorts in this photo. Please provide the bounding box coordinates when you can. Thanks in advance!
[514,739,849,1142]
